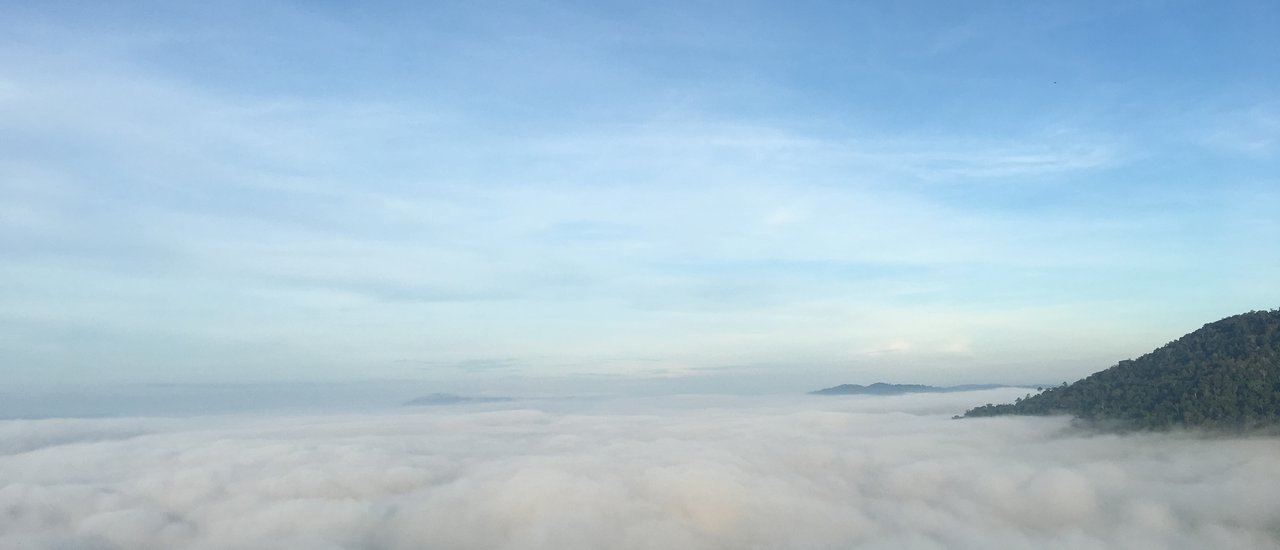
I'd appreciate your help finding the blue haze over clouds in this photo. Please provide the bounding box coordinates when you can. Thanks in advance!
[1,1,1278,412]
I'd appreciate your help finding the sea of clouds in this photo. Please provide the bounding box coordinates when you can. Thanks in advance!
[3,388,1279,550]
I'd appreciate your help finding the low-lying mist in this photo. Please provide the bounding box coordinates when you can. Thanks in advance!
[3,389,1278,549]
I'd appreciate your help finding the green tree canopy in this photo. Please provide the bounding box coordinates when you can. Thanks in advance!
[963,309,1280,430]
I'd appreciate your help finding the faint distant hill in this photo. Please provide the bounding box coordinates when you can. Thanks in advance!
[403,393,512,406]
[811,382,1014,396]
[963,309,1280,430]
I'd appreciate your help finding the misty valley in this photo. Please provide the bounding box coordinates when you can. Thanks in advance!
[4,311,1280,548]
[4,390,1280,549]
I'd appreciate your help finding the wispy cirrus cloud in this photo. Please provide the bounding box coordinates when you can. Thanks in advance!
[1203,103,1280,157]
[3,0,1278,391]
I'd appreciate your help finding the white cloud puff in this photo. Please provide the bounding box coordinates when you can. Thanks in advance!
[2,390,1279,550]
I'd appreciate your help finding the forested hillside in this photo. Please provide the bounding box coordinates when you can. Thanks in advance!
[963,310,1280,430]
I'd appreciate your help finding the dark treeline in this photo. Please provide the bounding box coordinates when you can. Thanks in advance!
[964,309,1280,430]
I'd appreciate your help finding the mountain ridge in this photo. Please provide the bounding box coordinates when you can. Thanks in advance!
[963,309,1280,430]
[812,382,1020,396]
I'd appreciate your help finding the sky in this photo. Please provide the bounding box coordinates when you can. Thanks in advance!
[2,0,1279,402]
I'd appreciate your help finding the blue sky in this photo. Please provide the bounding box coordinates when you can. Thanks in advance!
[2,0,1278,397]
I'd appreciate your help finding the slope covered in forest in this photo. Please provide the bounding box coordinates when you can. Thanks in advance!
[963,309,1280,430]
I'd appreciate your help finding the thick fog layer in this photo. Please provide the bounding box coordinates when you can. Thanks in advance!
[3,389,1278,549]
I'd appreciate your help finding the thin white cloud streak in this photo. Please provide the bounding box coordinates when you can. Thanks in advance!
[4,27,1275,386]
[2,391,1279,550]
[1202,102,1280,157]
[0,52,1151,295]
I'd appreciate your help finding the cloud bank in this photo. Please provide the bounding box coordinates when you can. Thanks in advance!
[2,390,1279,550]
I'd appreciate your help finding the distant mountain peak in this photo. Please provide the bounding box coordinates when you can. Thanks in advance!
[812,383,1011,396]
[403,393,512,406]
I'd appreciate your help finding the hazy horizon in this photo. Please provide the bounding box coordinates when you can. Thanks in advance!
[2,372,1051,419]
